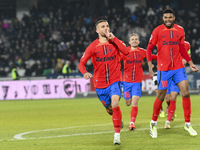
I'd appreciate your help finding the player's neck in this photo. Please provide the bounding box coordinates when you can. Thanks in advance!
[131,46,138,50]
[99,36,108,43]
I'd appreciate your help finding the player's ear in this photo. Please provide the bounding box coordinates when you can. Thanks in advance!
[129,41,131,45]
[96,29,99,34]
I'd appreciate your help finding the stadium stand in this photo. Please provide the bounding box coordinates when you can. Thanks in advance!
[0,0,200,78]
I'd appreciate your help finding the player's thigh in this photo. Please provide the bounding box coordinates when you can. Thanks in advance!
[170,80,180,93]
[123,82,132,100]
[173,68,189,97]
[96,87,111,108]
[177,80,190,97]
[173,68,188,85]
[110,81,121,107]
[157,70,172,91]
[131,82,142,97]
[123,82,141,98]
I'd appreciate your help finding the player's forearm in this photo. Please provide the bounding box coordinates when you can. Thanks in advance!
[146,43,154,62]
[78,61,88,75]
[188,60,194,66]
[112,37,129,55]
[148,61,153,67]
[180,44,191,62]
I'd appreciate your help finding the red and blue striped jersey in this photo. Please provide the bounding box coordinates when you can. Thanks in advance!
[148,24,185,71]
[78,37,129,88]
[121,47,146,83]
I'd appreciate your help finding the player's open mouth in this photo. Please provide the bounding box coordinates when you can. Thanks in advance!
[166,22,171,26]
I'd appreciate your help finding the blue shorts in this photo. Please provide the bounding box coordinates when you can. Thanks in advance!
[157,68,187,90]
[123,82,142,100]
[166,79,180,94]
[95,81,121,108]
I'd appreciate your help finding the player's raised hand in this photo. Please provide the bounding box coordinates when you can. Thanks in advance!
[105,31,115,40]
[84,72,93,79]
[190,64,199,72]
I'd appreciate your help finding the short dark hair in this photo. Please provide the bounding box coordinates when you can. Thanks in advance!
[95,19,107,28]
[163,8,175,16]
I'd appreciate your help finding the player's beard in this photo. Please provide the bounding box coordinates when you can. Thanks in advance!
[100,32,107,38]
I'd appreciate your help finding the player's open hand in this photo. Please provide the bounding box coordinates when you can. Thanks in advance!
[84,72,93,79]
[190,64,199,72]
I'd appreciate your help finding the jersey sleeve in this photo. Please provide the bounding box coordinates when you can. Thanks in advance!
[179,26,185,45]
[142,48,157,60]
[180,44,191,62]
[119,51,126,61]
[149,28,158,45]
[112,37,129,55]
[78,44,94,75]
[146,28,158,62]
[179,28,191,62]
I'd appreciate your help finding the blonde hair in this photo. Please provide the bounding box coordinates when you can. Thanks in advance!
[129,33,139,40]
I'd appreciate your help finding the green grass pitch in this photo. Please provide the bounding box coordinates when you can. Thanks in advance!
[0,95,199,150]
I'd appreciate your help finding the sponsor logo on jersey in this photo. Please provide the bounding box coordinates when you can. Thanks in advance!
[126,60,142,64]
[163,41,179,45]
[95,51,100,55]
[96,55,116,62]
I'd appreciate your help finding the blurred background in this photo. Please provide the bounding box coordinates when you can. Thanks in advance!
[0,0,200,80]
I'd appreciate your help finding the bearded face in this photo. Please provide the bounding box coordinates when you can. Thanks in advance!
[163,13,175,28]
[96,21,110,37]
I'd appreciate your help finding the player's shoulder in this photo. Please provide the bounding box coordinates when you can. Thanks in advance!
[138,47,146,51]
[174,24,184,31]
[91,38,99,46]
[184,41,190,44]
[155,24,164,30]
[184,41,190,47]
[152,24,164,34]
[86,39,99,49]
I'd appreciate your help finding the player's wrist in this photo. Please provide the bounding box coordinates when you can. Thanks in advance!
[188,61,194,66]
[148,61,153,66]
[83,72,88,75]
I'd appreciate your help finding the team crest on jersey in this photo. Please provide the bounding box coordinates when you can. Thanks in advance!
[108,46,113,53]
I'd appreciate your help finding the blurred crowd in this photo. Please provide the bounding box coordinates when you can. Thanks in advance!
[0,0,200,77]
